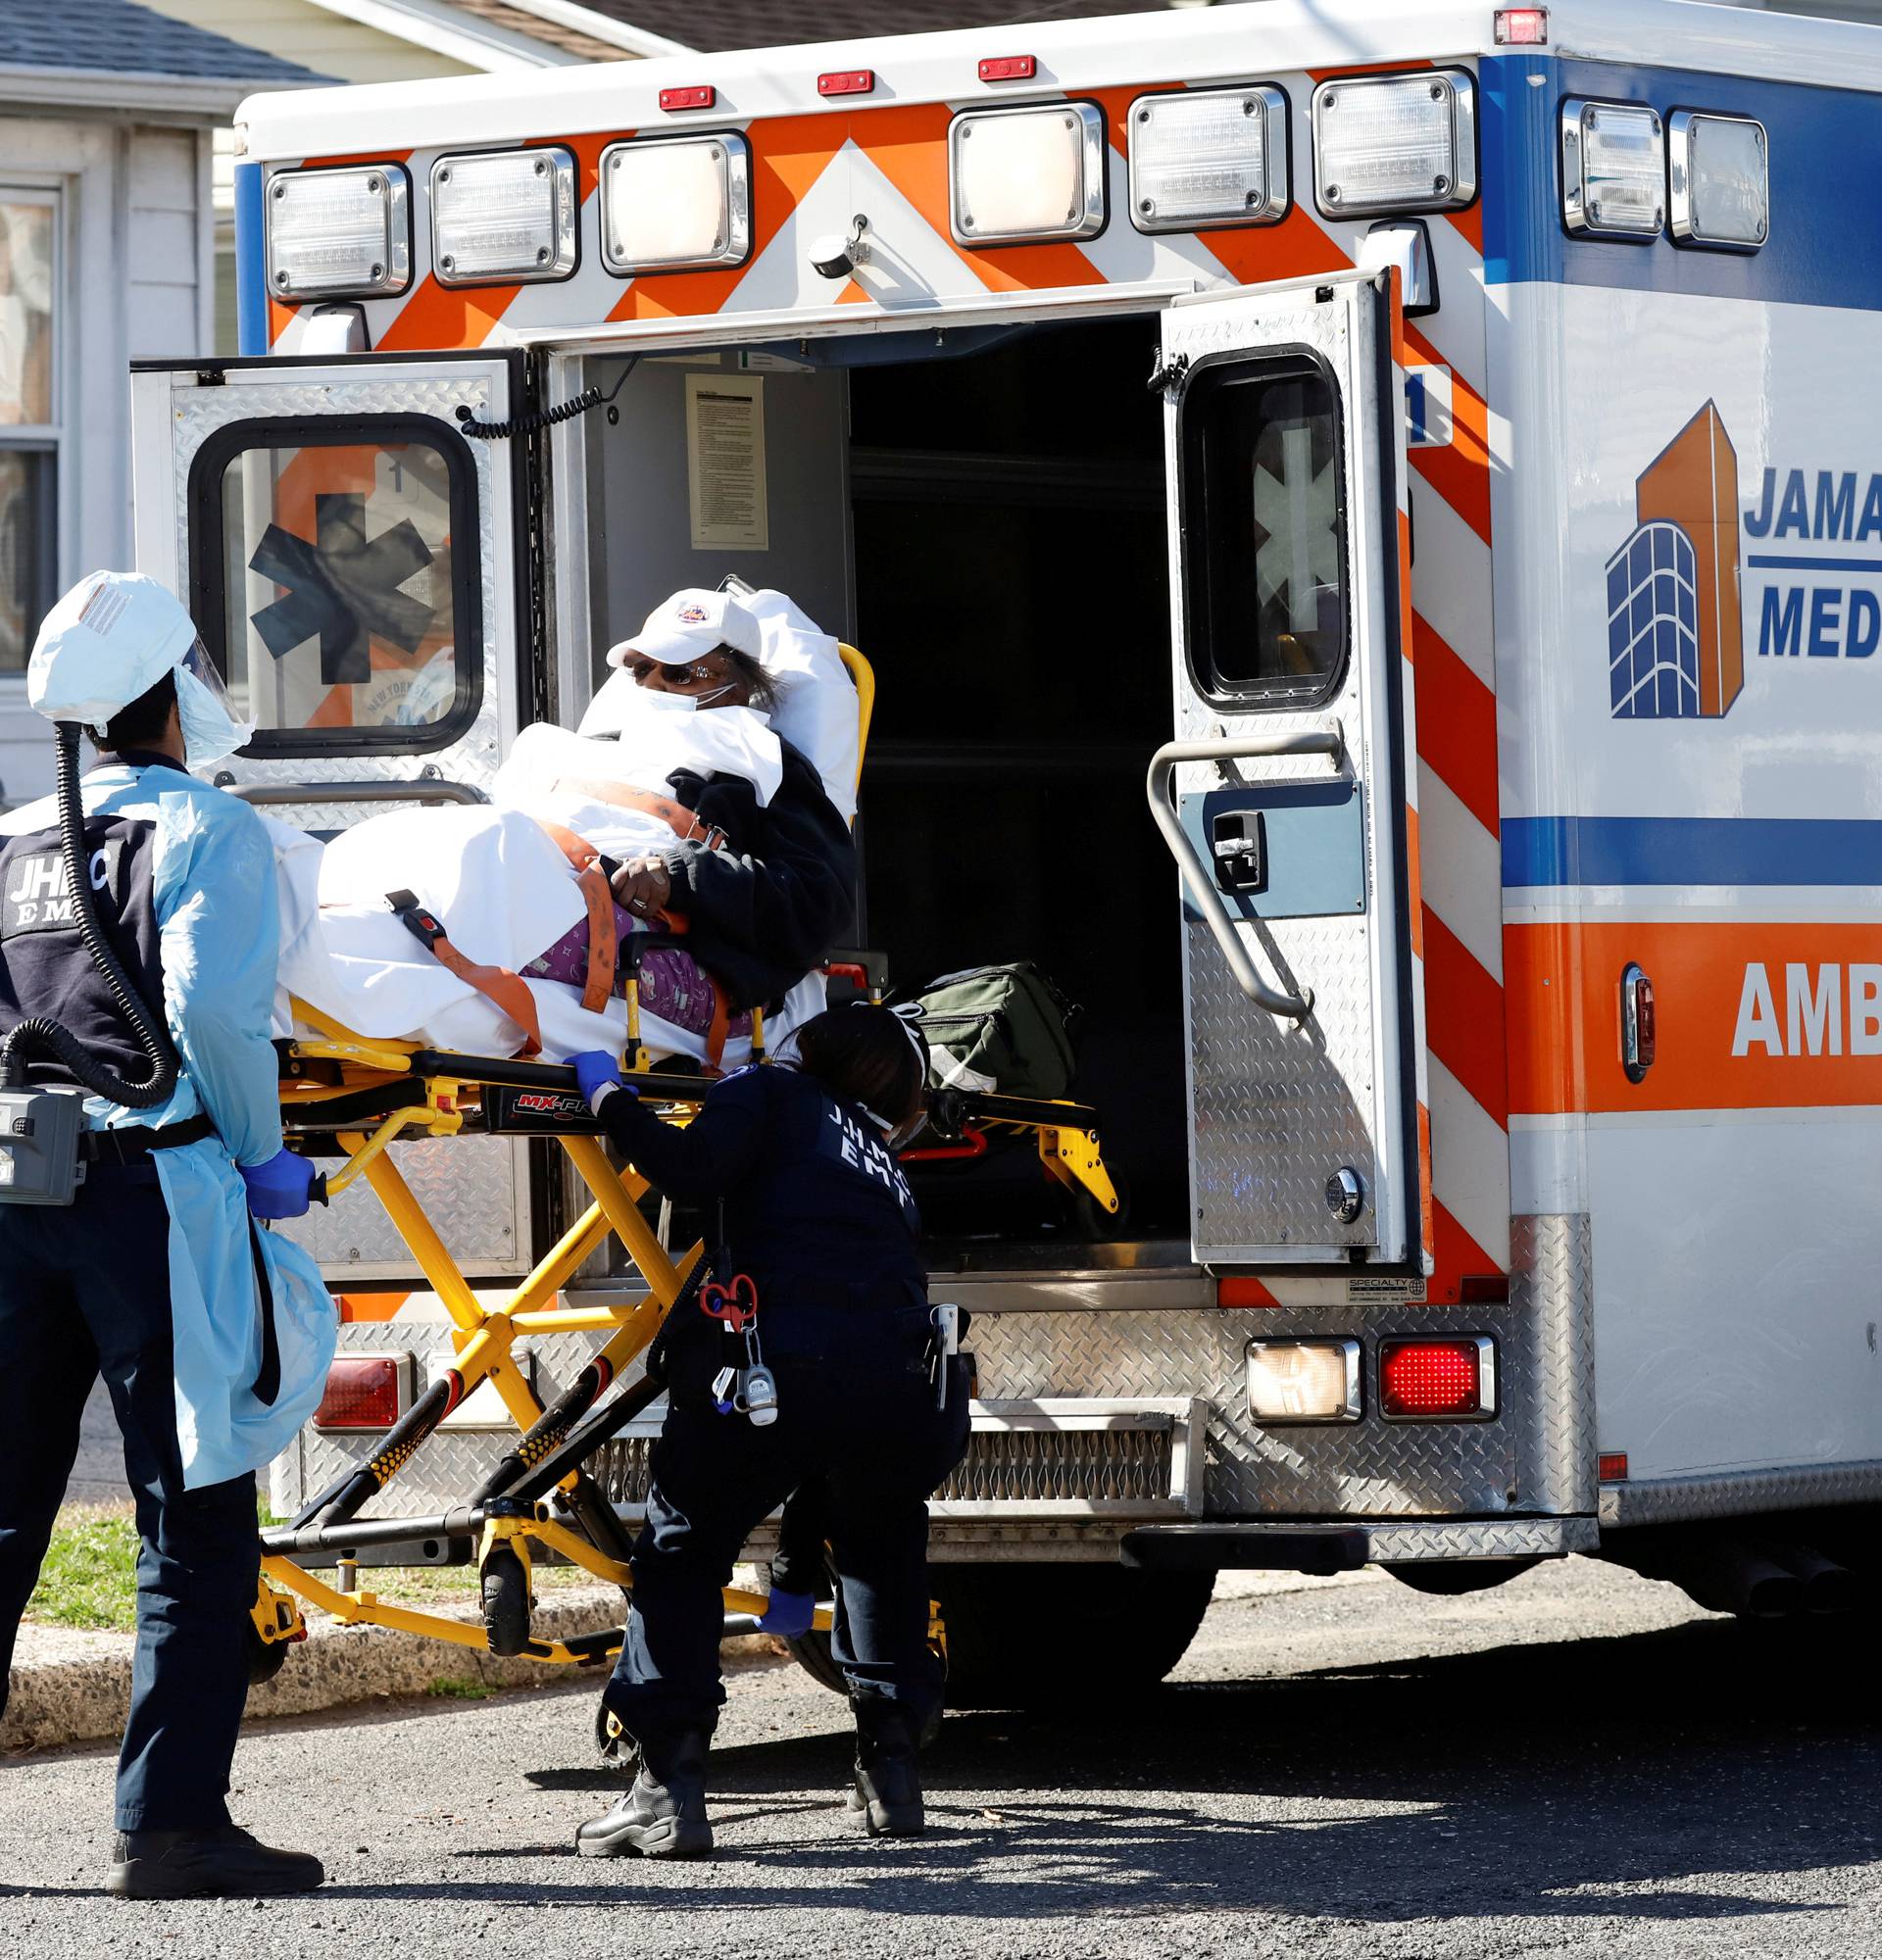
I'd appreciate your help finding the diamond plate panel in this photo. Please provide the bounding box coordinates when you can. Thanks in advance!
[272,1324,608,1519]
[1362,1518,1599,1560]
[970,1306,1518,1516]
[1600,1459,1882,1528]
[1186,913,1378,1253]
[279,1134,528,1277]
[1507,1213,1597,1516]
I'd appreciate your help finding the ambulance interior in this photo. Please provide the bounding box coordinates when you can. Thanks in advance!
[573,316,1186,1252]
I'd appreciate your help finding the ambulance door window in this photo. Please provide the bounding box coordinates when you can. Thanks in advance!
[1180,357,1346,708]
[189,416,481,755]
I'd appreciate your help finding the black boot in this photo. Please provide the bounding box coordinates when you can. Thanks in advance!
[106,1825,323,1899]
[847,1700,924,1838]
[576,1728,713,1860]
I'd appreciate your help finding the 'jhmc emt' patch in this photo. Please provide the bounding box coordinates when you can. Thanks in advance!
[1,836,126,939]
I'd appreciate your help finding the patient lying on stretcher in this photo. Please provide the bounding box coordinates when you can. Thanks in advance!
[269,588,858,1068]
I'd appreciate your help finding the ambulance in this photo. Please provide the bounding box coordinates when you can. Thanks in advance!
[126,0,1882,1698]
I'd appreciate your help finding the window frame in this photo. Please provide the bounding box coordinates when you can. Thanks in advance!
[0,182,64,679]
[185,412,485,759]
[1175,344,1353,713]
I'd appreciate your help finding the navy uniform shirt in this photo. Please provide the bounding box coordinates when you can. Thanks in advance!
[597,1061,925,1357]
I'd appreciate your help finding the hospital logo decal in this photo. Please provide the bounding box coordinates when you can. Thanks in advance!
[1605,402,1744,720]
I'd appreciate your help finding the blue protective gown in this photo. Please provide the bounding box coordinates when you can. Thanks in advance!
[0,762,335,1489]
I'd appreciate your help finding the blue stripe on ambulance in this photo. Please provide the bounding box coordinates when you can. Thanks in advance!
[1503,814,1882,887]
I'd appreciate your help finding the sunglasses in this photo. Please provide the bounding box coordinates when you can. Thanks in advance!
[624,656,729,687]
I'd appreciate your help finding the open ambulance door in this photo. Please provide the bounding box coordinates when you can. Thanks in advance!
[128,350,541,1279]
[1150,271,1430,1275]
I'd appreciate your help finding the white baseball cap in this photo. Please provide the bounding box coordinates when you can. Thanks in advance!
[606,587,763,670]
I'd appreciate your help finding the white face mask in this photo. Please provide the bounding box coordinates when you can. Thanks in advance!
[174,662,254,770]
[630,687,699,715]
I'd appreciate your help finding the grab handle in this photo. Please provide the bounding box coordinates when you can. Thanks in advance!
[1145,730,1345,1023]
[221,777,488,808]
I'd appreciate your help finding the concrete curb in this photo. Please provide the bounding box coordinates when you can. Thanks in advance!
[2,1589,789,1753]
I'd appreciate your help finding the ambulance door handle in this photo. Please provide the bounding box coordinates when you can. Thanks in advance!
[1146,731,1344,1023]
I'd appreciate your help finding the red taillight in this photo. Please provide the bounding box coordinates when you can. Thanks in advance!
[1494,7,1548,43]
[315,1355,406,1429]
[978,54,1036,81]
[1599,1451,1629,1482]
[1379,1338,1495,1420]
[659,84,717,112]
[818,69,874,96]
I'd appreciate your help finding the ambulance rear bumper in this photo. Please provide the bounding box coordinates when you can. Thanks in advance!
[1120,1516,1601,1573]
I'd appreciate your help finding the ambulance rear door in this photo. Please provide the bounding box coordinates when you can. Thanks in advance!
[1152,271,1430,1273]
[128,350,540,1279]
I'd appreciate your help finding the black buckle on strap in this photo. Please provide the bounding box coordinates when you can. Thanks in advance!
[387,889,447,951]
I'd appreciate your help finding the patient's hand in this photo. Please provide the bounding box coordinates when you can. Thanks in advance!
[612,856,672,919]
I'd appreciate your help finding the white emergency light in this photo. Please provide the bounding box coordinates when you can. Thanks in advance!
[1312,71,1477,218]
[1668,111,1767,250]
[430,146,577,285]
[1245,1340,1362,1424]
[1561,99,1664,239]
[266,165,411,300]
[949,102,1108,246]
[1128,85,1289,232]
[600,133,752,274]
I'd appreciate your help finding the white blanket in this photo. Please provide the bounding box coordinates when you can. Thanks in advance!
[271,718,822,1064]
[270,593,855,1064]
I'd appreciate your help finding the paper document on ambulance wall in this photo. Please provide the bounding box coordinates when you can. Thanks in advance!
[686,371,768,550]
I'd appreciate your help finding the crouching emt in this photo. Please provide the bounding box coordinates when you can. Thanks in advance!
[566,1006,968,1857]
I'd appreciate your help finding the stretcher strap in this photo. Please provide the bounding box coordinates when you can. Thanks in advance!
[386,888,544,1058]
[553,778,728,853]
[532,819,618,1016]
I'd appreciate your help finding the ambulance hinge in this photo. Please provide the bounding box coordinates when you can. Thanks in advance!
[1146,351,1190,399]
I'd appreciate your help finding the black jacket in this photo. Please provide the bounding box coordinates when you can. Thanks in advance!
[597,1062,926,1358]
[648,739,855,1011]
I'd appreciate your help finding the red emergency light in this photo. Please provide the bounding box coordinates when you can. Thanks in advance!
[818,69,875,96]
[315,1354,407,1430]
[1494,7,1549,43]
[1599,1451,1630,1482]
[1379,1338,1495,1420]
[978,54,1037,82]
[659,84,717,112]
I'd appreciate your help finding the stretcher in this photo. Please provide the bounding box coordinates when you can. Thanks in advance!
[248,645,1120,1686]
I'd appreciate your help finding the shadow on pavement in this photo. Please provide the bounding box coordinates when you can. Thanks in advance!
[402,1612,1882,1929]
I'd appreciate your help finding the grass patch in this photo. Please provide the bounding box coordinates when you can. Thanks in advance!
[424,1677,496,1700]
[25,1506,140,1633]
[24,1496,615,1636]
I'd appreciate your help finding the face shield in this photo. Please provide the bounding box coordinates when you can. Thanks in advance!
[173,637,255,770]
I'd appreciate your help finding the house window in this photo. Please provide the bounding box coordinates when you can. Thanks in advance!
[0,192,58,674]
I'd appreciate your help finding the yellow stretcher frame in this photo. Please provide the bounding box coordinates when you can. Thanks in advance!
[250,641,1114,1673]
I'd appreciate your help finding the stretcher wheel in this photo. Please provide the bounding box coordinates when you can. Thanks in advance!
[481,1545,532,1657]
[245,1621,293,1687]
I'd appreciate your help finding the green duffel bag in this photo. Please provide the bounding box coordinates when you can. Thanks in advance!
[909,962,1081,1100]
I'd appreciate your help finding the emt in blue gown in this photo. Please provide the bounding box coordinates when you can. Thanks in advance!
[0,573,334,1900]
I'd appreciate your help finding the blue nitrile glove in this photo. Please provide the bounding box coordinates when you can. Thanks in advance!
[240,1147,317,1220]
[757,1590,817,1640]
[570,1050,633,1110]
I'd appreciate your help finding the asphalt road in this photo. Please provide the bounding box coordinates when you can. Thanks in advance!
[3,1557,1879,1958]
